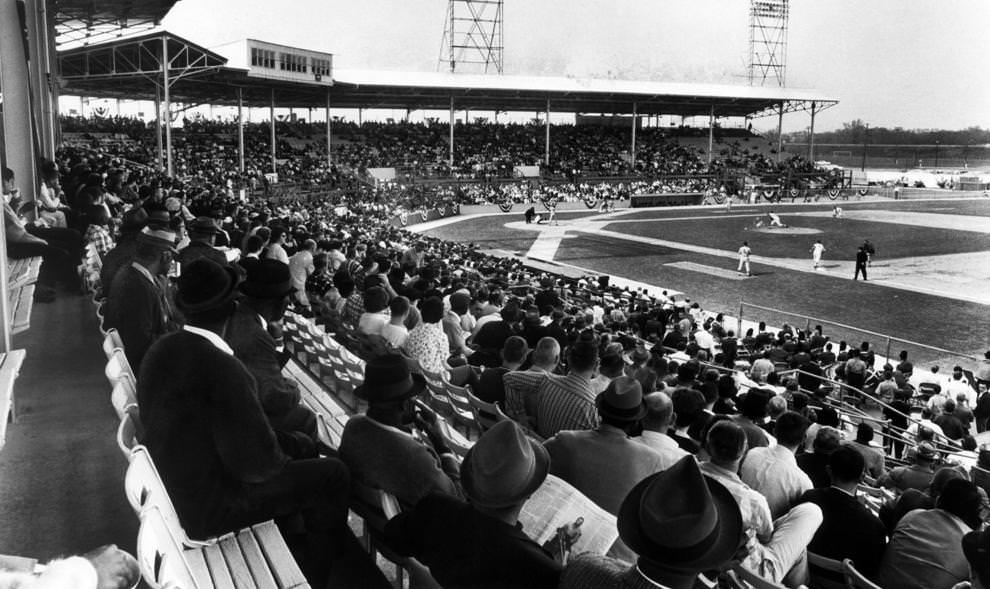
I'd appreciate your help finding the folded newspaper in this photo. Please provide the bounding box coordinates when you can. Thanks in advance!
[519,474,619,556]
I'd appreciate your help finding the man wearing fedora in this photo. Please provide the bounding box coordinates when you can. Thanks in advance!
[176,215,228,269]
[138,259,373,587]
[338,354,461,508]
[99,206,147,295]
[384,420,567,589]
[225,259,319,447]
[545,377,667,517]
[104,227,180,370]
[561,455,744,589]
[699,420,823,586]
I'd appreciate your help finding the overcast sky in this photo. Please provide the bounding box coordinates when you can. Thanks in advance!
[162,0,990,133]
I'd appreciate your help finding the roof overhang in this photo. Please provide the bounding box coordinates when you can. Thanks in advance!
[57,34,838,119]
[50,0,181,48]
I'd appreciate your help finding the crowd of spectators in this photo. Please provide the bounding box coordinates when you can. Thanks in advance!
[14,128,983,588]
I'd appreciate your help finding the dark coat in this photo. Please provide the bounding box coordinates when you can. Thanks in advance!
[224,304,300,418]
[105,264,171,370]
[176,240,228,268]
[799,487,887,579]
[384,493,560,589]
[138,330,287,539]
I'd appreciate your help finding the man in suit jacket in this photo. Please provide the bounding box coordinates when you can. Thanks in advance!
[225,259,318,445]
[545,377,666,516]
[176,216,228,268]
[338,355,461,508]
[104,228,179,370]
[138,259,374,587]
[798,446,887,580]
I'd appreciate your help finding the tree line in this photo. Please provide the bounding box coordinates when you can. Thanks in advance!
[781,120,990,145]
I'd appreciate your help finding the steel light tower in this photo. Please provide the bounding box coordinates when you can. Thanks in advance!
[438,0,504,74]
[748,0,789,87]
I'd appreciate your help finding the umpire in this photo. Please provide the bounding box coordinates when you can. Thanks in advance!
[854,246,869,280]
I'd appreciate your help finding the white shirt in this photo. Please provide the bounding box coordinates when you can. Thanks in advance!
[637,430,690,470]
[381,323,409,348]
[739,245,752,260]
[184,325,234,355]
[811,243,825,258]
[739,444,812,520]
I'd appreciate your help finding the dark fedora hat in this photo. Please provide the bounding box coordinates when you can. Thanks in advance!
[618,455,743,573]
[189,216,221,235]
[461,420,550,509]
[120,207,149,233]
[240,259,295,299]
[175,258,241,314]
[354,354,426,403]
[596,376,647,423]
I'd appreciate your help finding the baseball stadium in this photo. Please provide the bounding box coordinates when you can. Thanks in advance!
[0,1,989,589]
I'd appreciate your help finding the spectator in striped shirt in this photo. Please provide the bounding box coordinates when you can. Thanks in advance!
[535,340,600,438]
[503,337,560,429]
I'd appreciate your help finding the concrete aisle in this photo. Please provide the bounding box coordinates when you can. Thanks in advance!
[0,290,136,559]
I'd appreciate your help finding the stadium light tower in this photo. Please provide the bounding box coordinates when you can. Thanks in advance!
[748,0,789,87]
[438,0,504,74]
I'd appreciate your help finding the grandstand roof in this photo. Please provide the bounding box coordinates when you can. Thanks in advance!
[57,32,838,118]
[51,0,181,47]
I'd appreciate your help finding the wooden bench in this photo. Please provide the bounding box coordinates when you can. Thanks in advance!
[0,349,28,451]
[127,446,310,589]
[7,256,42,290]
[9,283,35,335]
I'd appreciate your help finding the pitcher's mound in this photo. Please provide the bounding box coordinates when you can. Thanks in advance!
[751,226,822,235]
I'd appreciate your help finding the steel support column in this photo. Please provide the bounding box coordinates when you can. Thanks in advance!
[776,102,784,163]
[707,105,715,165]
[269,89,277,174]
[327,88,340,168]
[631,102,637,168]
[808,101,817,162]
[154,85,163,170]
[162,36,173,177]
[449,96,455,168]
[544,97,550,167]
[236,88,245,173]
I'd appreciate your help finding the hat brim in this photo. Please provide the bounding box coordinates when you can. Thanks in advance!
[462,438,550,510]
[175,265,240,314]
[354,373,426,403]
[618,471,744,572]
[595,393,647,423]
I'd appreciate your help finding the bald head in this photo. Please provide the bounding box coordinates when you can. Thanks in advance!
[531,337,561,371]
[642,392,675,432]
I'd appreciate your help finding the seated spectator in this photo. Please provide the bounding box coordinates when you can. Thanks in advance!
[846,422,886,481]
[384,421,565,589]
[877,479,984,589]
[138,259,367,587]
[503,336,560,428]
[669,387,707,453]
[797,426,842,488]
[99,206,147,294]
[225,259,319,447]
[740,411,813,519]
[561,456,744,589]
[733,388,773,449]
[357,286,390,336]
[239,234,265,274]
[338,355,461,508]
[545,377,665,516]
[176,216,227,268]
[637,391,689,468]
[0,545,139,589]
[474,336,528,405]
[287,238,316,308]
[535,340,600,438]
[380,295,411,348]
[799,446,887,581]
[404,297,477,386]
[699,421,823,585]
[880,465,968,533]
[878,441,938,493]
[962,528,990,589]
[104,228,179,369]
[935,398,968,441]
[82,204,114,259]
